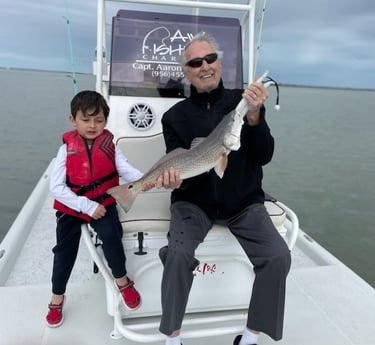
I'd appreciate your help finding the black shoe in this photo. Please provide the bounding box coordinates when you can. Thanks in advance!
[233,334,257,345]
[233,335,242,345]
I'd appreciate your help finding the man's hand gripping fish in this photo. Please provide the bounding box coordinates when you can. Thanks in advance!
[108,72,273,212]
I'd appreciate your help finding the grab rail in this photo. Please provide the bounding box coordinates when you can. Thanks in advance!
[81,194,299,341]
[81,223,248,341]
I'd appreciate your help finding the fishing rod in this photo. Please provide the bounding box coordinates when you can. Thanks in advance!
[249,1,280,110]
[254,0,267,75]
[63,0,78,95]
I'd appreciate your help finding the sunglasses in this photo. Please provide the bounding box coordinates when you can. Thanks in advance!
[185,53,218,68]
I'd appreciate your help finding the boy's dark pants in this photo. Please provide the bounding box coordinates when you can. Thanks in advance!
[51,204,125,295]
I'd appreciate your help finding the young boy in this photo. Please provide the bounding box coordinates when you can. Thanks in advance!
[46,90,151,327]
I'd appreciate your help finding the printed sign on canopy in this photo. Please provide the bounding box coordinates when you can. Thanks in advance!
[110,10,243,98]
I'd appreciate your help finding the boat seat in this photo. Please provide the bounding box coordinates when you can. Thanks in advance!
[117,189,287,233]
[116,134,290,238]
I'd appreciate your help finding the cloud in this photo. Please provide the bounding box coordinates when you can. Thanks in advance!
[258,0,375,88]
[0,0,374,88]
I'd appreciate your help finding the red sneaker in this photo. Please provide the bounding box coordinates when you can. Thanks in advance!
[117,280,141,310]
[46,296,64,327]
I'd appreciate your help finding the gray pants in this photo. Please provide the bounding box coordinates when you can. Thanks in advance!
[159,201,291,340]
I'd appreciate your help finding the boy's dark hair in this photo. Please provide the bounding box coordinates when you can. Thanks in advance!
[70,90,110,119]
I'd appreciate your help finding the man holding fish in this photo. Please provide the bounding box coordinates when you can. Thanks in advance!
[155,32,291,345]
[109,32,291,345]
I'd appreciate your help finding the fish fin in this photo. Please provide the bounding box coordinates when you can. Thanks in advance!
[214,153,228,178]
[190,137,205,149]
[232,141,241,151]
[107,182,139,212]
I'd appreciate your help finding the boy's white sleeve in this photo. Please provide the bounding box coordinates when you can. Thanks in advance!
[50,145,99,217]
[115,146,144,182]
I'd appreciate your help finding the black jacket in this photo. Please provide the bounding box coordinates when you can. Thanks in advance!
[161,80,274,220]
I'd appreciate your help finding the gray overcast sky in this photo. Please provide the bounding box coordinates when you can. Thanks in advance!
[1,0,374,89]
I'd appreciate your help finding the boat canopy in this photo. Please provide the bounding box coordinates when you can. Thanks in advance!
[109,9,243,98]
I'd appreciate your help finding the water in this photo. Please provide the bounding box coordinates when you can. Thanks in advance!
[263,85,375,287]
[0,69,95,239]
[0,69,374,287]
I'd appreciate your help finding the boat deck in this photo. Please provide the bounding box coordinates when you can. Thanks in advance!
[1,191,374,345]
[2,253,374,345]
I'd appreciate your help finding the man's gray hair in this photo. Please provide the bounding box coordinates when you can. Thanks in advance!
[181,32,223,66]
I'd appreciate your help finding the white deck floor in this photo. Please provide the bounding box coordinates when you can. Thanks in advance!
[1,194,375,345]
[2,263,375,345]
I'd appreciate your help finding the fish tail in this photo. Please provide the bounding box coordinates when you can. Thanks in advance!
[107,182,139,212]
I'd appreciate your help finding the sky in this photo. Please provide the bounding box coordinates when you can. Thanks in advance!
[1,0,374,89]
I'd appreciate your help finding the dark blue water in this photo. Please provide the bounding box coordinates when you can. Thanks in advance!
[0,68,374,287]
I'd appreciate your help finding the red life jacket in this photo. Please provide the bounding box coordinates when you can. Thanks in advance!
[53,129,119,221]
